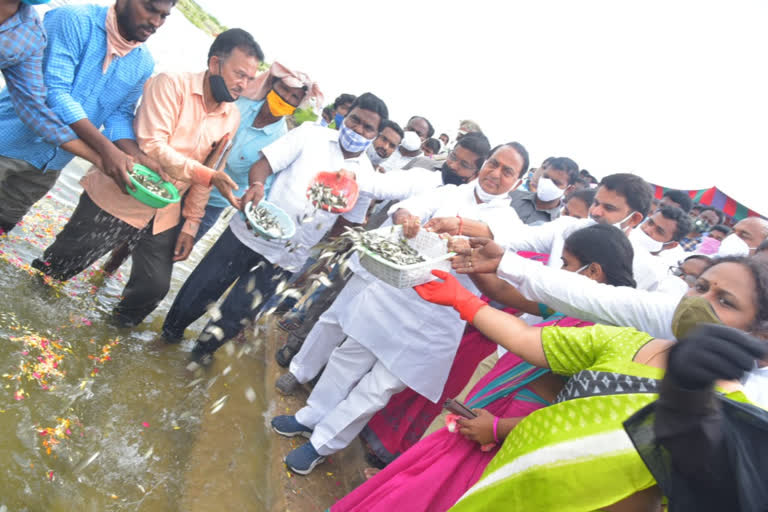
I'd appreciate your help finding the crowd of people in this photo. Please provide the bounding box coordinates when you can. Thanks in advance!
[2,1,768,510]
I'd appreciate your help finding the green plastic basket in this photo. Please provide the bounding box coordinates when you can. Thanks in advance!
[127,164,181,208]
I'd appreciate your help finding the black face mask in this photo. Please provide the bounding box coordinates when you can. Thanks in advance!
[441,163,469,186]
[209,62,235,103]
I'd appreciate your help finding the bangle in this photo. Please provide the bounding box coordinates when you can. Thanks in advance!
[457,215,464,236]
[492,416,500,444]
[249,181,263,188]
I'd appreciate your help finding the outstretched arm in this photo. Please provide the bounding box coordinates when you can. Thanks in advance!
[415,270,548,368]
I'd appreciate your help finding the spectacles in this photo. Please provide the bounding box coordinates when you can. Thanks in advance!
[447,150,477,171]
[669,265,697,286]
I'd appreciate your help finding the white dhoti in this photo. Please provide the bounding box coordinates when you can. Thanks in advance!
[295,336,406,456]
[289,273,370,383]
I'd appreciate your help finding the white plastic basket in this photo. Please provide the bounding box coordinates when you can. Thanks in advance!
[357,225,456,288]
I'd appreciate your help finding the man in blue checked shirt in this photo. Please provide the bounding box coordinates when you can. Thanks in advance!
[0,0,175,235]
[0,0,102,170]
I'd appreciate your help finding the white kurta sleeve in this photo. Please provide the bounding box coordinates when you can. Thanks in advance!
[260,122,310,173]
[497,251,680,340]
[492,215,583,252]
[387,185,456,221]
[358,169,440,202]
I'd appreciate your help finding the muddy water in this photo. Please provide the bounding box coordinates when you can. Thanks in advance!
[0,161,271,511]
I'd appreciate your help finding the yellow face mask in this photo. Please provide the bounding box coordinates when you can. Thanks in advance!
[266,89,296,117]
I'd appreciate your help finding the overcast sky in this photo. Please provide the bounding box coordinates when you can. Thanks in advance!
[189,0,767,212]
[41,0,768,213]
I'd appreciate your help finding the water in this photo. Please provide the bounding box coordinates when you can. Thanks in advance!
[0,162,270,510]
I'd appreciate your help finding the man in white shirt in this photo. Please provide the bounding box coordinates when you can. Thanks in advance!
[630,206,692,268]
[365,120,403,170]
[271,142,528,475]
[379,130,422,172]
[490,173,684,293]
[161,93,388,359]
[275,133,492,394]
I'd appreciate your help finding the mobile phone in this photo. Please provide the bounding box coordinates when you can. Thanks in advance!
[443,398,477,419]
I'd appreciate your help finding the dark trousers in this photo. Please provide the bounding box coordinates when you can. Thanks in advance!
[162,226,291,354]
[32,192,178,325]
[0,155,60,231]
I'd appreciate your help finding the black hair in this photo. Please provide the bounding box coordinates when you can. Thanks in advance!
[703,256,768,330]
[379,119,404,140]
[699,206,725,224]
[333,93,357,108]
[710,224,732,236]
[662,189,693,213]
[567,188,597,208]
[564,224,637,288]
[455,132,491,171]
[347,92,388,130]
[757,239,768,254]
[684,254,711,264]
[544,156,580,185]
[422,138,441,154]
[658,206,692,241]
[208,28,264,62]
[488,142,530,179]
[409,116,435,138]
[439,133,449,140]
[598,173,653,218]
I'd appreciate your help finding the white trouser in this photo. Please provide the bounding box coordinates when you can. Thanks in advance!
[289,274,369,383]
[295,336,406,456]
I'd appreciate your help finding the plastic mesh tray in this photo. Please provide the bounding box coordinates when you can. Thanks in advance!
[357,225,455,288]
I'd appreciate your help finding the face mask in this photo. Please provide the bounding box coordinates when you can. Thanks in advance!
[334,112,344,127]
[338,121,373,153]
[671,295,722,340]
[366,144,386,166]
[266,89,296,117]
[629,227,666,254]
[575,264,589,275]
[474,180,512,203]
[441,163,469,186]
[697,236,721,255]
[209,63,235,103]
[717,233,753,257]
[590,211,636,232]
[536,177,565,202]
[693,218,713,234]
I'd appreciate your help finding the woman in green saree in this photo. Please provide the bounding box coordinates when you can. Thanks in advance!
[415,255,768,511]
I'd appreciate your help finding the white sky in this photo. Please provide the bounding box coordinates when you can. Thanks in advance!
[194,0,767,213]
[40,0,768,214]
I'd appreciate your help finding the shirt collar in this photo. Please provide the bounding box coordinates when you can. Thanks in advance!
[3,3,31,30]
[193,71,230,116]
[243,99,283,135]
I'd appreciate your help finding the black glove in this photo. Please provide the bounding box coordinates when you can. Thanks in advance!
[666,323,767,390]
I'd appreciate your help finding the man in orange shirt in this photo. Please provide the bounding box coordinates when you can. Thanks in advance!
[32,29,263,327]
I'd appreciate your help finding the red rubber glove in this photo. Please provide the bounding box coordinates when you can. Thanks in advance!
[414,270,487,323]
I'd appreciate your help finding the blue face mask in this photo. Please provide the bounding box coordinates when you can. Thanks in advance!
[338,122,373,153]
[334,112,344,128]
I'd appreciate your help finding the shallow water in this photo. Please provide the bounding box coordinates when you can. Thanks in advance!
[0,162,270,511]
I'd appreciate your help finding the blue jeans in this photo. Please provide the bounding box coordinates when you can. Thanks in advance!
[162,226,291,354]
[194,203,227,243]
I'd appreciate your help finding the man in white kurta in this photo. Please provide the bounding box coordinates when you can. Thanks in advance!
[273,179,522,473]
[281,135,491,392]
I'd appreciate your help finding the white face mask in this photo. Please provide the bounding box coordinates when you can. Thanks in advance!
[536,177,565,202]
[589,211,636,233]
[575,263,589,275]
[366,144,387,166]
[629,226,666,254]
[717,233,753,257]
[475,180,515,203]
